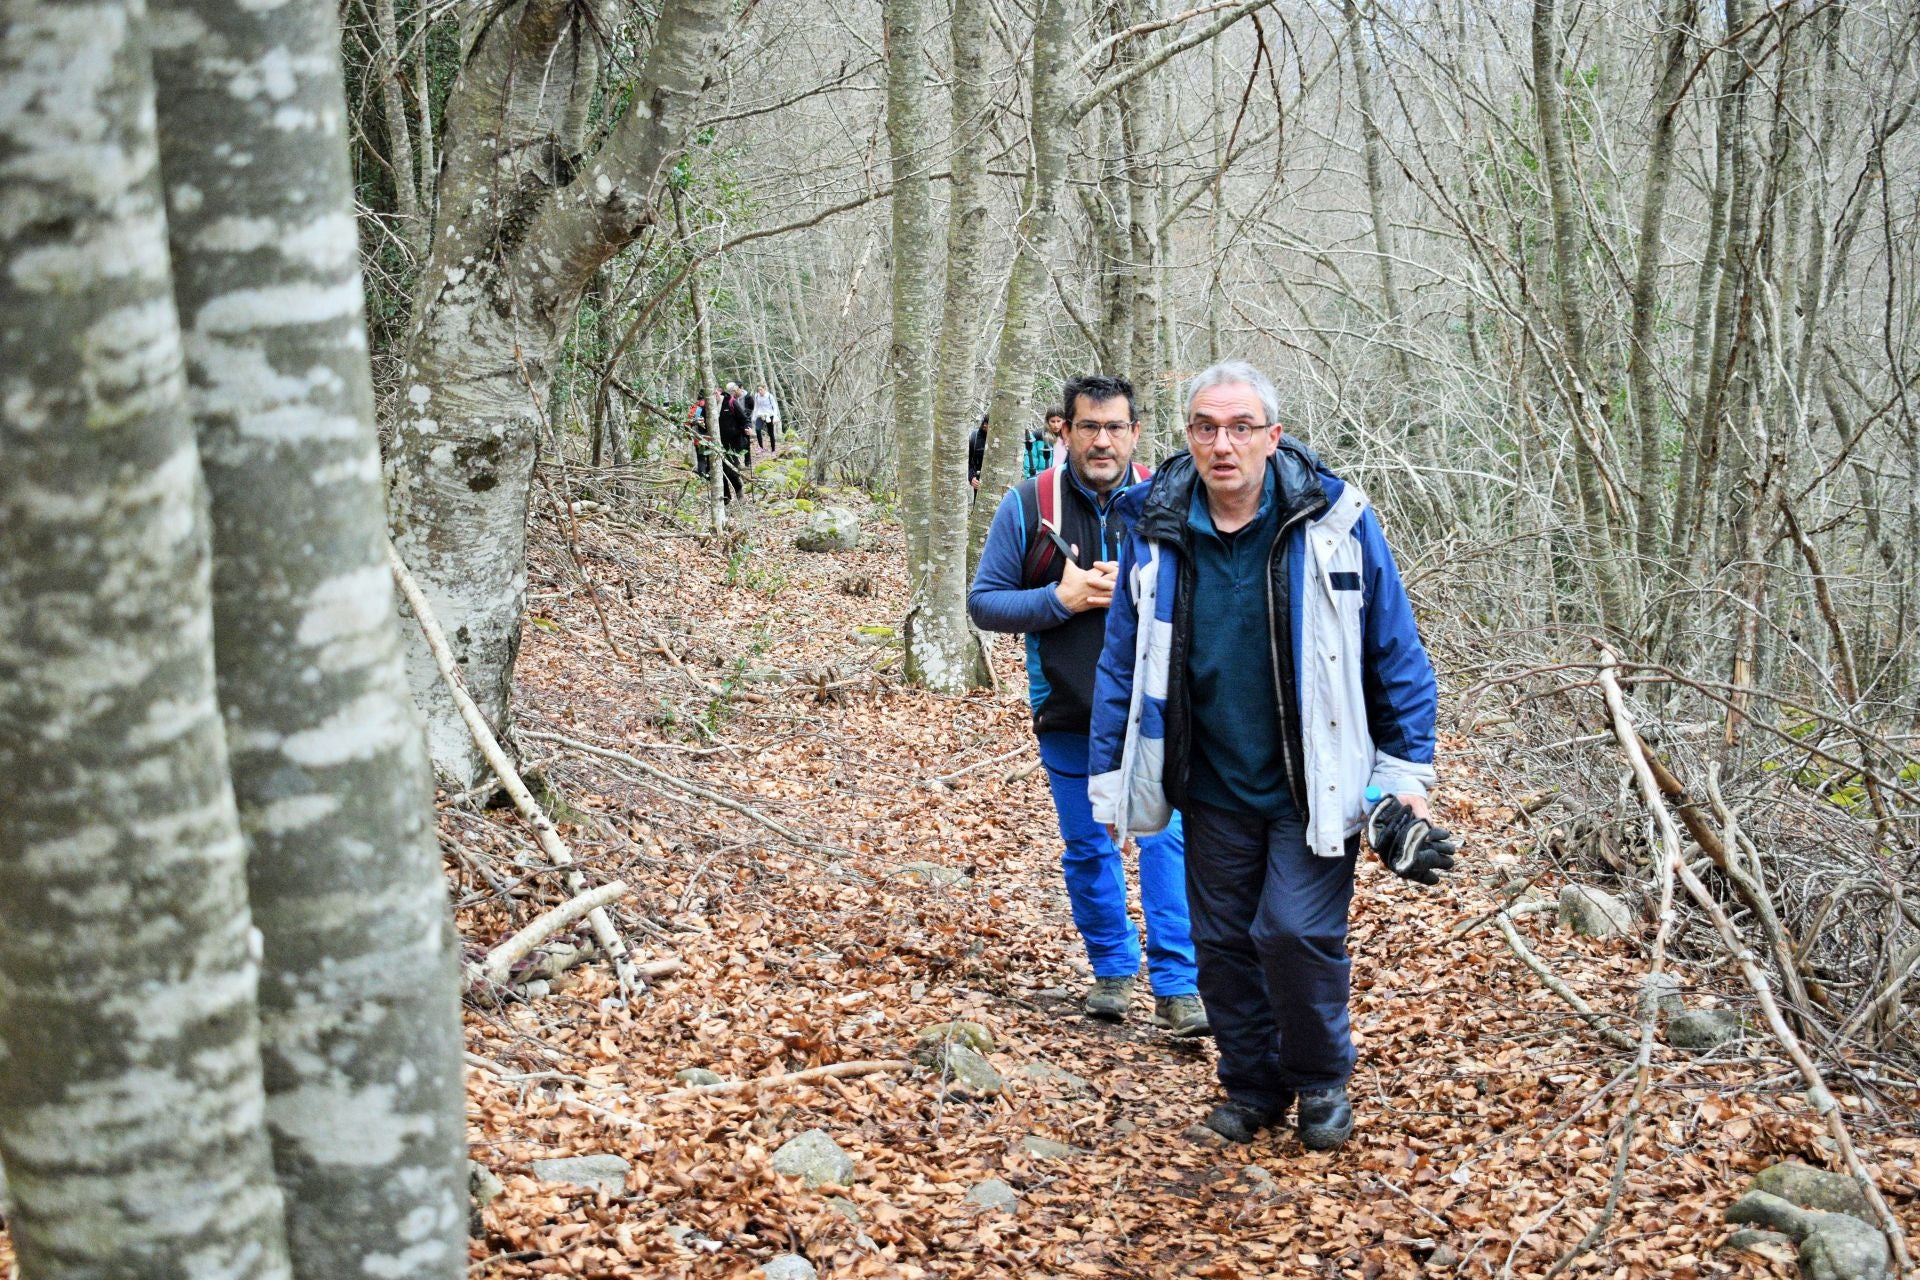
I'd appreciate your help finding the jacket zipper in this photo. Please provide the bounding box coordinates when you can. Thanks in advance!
[1264,502,1320,809]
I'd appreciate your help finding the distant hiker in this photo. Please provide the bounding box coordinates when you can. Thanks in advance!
[969,414,989,493]
[1021,408,1067,483]
[968,374,1205,1038]
[719,383,753,502]
[1044,404,1068,470]
[688,398,711,478]
[1087,359,1451,1151]
[753,384,780,452]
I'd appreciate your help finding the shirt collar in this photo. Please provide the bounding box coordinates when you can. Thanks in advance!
[1187,465,1275,538]
[1065,457,1128,510]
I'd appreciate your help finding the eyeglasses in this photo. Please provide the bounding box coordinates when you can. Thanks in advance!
[1186,420,1275,444]
[1069,420,1138,440]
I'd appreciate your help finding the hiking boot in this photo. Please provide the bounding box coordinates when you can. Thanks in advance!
[1201,1100,1277,1144]
[1151,994,1211,1038]
[1298,1085,1354,1151]
[1083,976,1135,1022]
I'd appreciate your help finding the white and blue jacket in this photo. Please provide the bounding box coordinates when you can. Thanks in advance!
[1087,442,1437,858]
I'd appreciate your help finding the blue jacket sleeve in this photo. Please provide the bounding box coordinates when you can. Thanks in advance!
[967,487,1074,634]
[1357,509,1437,766]
[1087,531,1142,779]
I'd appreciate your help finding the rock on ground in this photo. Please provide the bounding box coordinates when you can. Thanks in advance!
[1665,1007,1742,1050]
[966,1178,1019,1212]
[674,1067,725,1086]
[1726,1189,1889,1280]
[772,1129,856,1187]
[1020,1135,1087,1160]
[530,1154,629,1194]
[1558,884,1635,937]
[916,1019,993,1053]
[761,1254,818,1280]
[924,1042,1005,1096]
[1748,1162,1875,1224]
[795,506,861,552]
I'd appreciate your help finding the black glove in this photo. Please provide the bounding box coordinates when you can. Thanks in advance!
[1366,792,1458,886]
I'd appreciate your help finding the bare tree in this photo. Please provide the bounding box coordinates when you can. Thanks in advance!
[384,0,730,785]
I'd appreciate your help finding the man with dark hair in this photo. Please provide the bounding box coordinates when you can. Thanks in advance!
[1088,359,1450,1150]
[969,374,1205,1035]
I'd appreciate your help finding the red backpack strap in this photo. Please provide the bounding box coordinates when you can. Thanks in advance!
[1020,466,1071,587]
[1131,462,1151,484]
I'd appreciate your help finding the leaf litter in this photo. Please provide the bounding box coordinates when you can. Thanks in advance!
[4,495,1913,1279]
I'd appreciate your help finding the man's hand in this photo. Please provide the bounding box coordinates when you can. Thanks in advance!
[1365,791,1458,887]
[1057,558,1117,612]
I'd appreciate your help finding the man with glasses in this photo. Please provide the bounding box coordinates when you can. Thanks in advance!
[1087,359,1449,1149]
[969,374,1206,1037]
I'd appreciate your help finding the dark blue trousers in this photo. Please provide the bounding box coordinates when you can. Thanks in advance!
[1184,801,1359,1112]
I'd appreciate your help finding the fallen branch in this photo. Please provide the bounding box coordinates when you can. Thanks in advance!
[470,880,630,989]
[660,1058,913,1099]
[923,745,1028,788]
[387,543,634,988]
[1542,647,1687,1278]
[1596,649,1912,1275]
[518,728,847,858]
[1490,911,1637,1050]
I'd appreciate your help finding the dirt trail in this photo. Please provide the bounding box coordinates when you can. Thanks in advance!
[458,491,1914,1279]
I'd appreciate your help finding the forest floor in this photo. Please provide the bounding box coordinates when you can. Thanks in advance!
[450,468,1919,1280]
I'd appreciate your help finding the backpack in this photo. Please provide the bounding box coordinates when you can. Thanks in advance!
[1019,462,1151,587]
[1021,429,1053,479]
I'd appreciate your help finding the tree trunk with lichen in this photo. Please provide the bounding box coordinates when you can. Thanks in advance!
[907,0,993,691]
[147,0,469,1269]
[0,6,295,1274]
[385,0,729,785]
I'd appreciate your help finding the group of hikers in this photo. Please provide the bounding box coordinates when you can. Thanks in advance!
[969,360,1460,1150]
[686,382,781,502]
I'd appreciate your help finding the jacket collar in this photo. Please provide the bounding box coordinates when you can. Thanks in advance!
[1133,437,1329,544]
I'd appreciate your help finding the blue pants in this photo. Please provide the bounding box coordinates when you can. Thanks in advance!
[1040,734,1198,996]
[1184,801,1359,1110]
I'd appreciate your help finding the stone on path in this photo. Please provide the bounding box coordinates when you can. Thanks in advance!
[795,506,861,552]
[925,1043,1006,1097]
[1726,1189,1888,1280]
[761,1254,818,1280]
[916,1020,993,1053]
[1665,1007,1742,1051]
[965,1178,1019,1213]
[530,1154,629,1194]
[1016,1061,1092,1096]
[1020,1135,1087,1161]
[674,1067,725,1086]
[1558,884,1634,937]
[1748,1162,1875,1224]
[772,1129,855,1187]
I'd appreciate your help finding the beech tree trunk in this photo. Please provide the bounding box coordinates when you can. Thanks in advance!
[0,7,294,1274]
[908,0,993,690]
[385,0,729,785]
[1119,0,1164,437]
[148,0,468,1267]
[969,0,1074,562]
[884,0,939,575]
